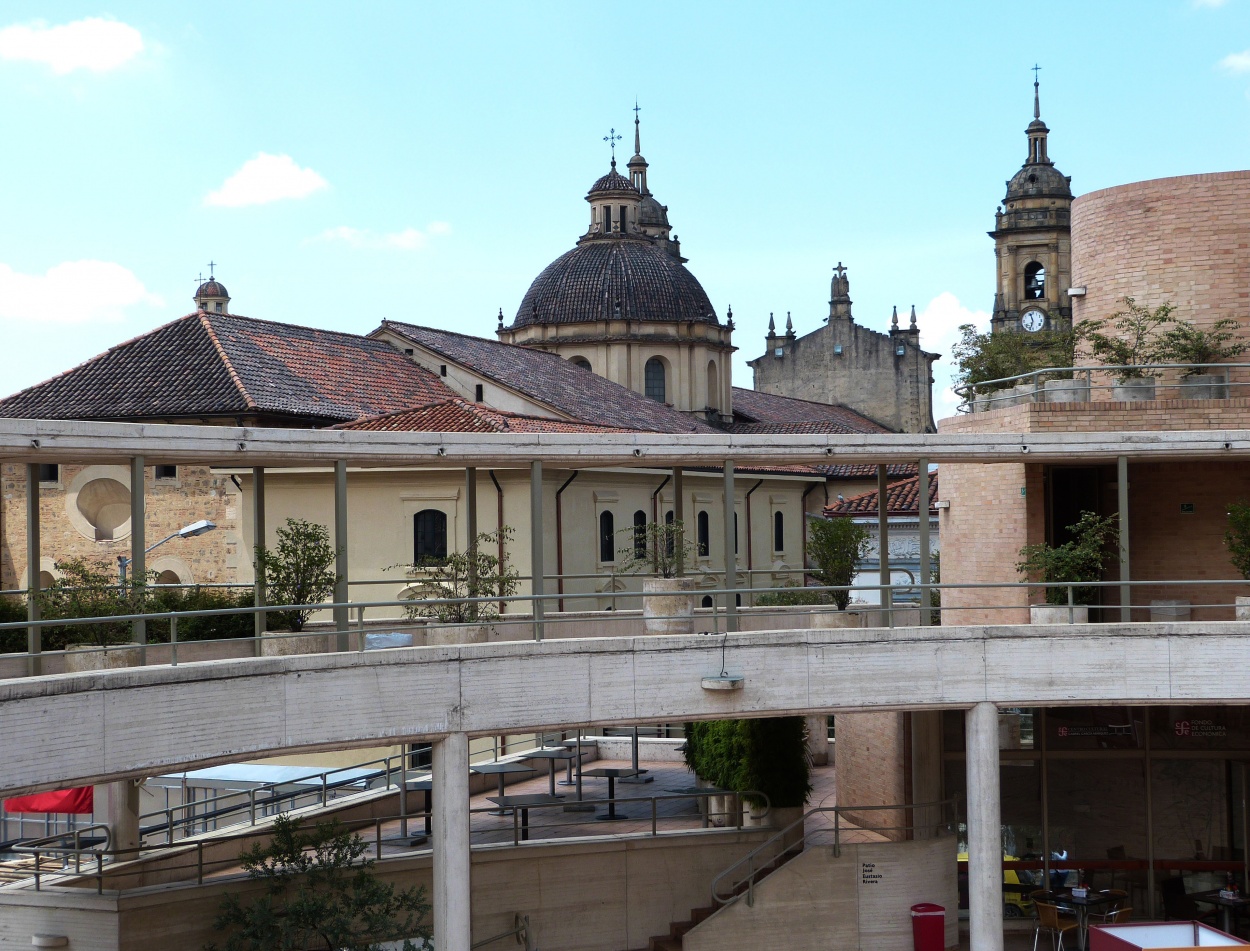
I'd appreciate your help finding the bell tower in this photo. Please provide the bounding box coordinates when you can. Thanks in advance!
[990,71,1073,335]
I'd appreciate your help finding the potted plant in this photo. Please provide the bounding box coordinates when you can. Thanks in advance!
[1081,297,1176,401]
[254,518,341,654]
[1225,501,1250,620]
[37,557,145,670]
[1156,317,1246,399]
[618,518,698,636]
[402,528,519,644]
[952,324,1081,410]
[807,516,871,628]
[1016,511,1119,623]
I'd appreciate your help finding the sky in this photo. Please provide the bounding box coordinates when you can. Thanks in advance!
[2,2,1249,422]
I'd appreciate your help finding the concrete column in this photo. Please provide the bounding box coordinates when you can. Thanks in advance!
[910,711,942,838]
[723,461,737,632]
[466,468,478,597]
[130,456,146,645]
[252,467,266,654]
[531,461,544,641]
[25,464,42,677]
[108,778,141,858]
[433,732,471,951]
[673,467,685,577]
[1118,455,1131,622]
[876,465,891,624]
[917,459,931,627]
[966,702,1004,951]
[334,460,349,651]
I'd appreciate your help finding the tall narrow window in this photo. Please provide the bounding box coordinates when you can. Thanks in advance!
[697,511,710,557]
[1024,262,1045,300]
[37,463,59,483]
[644,358,666,402]
[475,384,484,402]
[707,360,719,411]
[414,509,448,564]
[619,205,628,231]
[599,511,615,563]
[604,206,612,232]
[773,511,784,553]
[633,510,647,559]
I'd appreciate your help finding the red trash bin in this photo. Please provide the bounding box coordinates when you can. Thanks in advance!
[910,902,945,951]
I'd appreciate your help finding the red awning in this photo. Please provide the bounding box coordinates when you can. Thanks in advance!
[4,786,94,814]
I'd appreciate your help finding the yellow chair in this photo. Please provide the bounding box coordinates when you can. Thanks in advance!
[1034,901,1080,951]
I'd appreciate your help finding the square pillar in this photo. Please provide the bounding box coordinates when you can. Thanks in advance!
[673,467,684,577]
[723,461,737,632]
[334,460,349,651]
[1118,455,1131,622]
[917,459,931,627]
[466,468,478,595]
[130,456,146,646]
[531,461,544,641]
[966,702,1004,951]
[877,464,891,624]
[25,464,42,677]
[433,732,471,951]
[252,466,266,655]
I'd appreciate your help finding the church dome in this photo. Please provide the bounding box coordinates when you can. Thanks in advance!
[196,278,229,299]
[638,195,670,228]
[588,163,637,195]
[1005,162,1072,200]
[512,240,718,328]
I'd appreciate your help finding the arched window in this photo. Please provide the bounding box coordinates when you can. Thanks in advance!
[701,595,714,608]
[599,510,615,563]
[697,510,710,557]
[644,357,666,402]
[414,509,448,564]
[632,510,647,559]
[570,356,591,371]
[155,569,181,585]
[773,511,785,553]
[1024,262,1045,301]
[707,360,719,411]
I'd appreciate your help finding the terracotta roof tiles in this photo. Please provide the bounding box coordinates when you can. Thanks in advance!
[335,399,641,435]
[823,473,940,517]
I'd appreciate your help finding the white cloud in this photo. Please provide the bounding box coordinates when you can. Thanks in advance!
[1218,49,1250,73]
[0,260,162,324]
[0,17,144,74]
[917,291,990,422]
[313,223,451,251]
[204,153,328,208]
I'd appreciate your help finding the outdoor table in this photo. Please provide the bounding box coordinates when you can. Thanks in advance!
[523,748,575,797]
[1056,889,1116,951]
[487,793,561,842]
[404,776,433,841]
[471,762,534,815]
[582,767,639,820]
[1192,889,1250,935]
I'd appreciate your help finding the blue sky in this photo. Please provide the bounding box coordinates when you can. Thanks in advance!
[2,2,1249,420]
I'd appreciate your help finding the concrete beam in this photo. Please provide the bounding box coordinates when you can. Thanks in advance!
[5,418,1250,469]
[3,621,1250,796]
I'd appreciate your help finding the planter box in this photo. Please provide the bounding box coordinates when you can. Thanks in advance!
[1030,605,1089,624]
[643,577,696,635]
[808,608,864,629]
[426,623,490,646]
[65,644,143,672]
[1237,596,1250,621]
[1112,378,1156,402]
[1044,378,1090,403]
[260,630,331,656]
[1178,371,1229,400]
[1149,599,1191,622]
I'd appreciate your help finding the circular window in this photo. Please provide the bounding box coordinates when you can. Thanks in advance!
[76,478,131,540]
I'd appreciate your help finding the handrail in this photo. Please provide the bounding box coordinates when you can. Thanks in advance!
[11,823,112,894]
[472,913,532,950]
[709,797,959,909]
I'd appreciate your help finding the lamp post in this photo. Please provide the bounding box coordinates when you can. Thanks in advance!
[118,519,216,584]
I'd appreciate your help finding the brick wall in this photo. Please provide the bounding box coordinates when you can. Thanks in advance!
[835,711,907,837]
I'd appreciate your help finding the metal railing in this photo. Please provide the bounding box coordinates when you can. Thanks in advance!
[955,361,1250,413]
[710,798,959,908]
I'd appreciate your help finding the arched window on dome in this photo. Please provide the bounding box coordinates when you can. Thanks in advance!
[707,360,719,412]
[645,357,666,402]
[1024,262,1045,301]
[570,356,592,371]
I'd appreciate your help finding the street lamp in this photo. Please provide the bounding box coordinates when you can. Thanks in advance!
[117,519,216,583]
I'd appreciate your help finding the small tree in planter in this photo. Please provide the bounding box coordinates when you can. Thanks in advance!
[1156,317,1246,397]
[807,517,871,611]
[1225,502,1250,619]
[1016,511,1119,613]
[37,557,143,653]
[953,323,1079,405]
[402,528,519,642]
[618,519,700,635]
[254,518,341,633]
[1081,297,1176,396]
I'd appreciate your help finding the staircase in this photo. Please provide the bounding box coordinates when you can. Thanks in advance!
[622,845,803,951]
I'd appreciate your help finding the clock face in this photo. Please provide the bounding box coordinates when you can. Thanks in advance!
[1020,309,1046,332]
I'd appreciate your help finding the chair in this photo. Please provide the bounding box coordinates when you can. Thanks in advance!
[1160,876,1218,923]
[1090,889,1130,924]
[1104,906,1133,924]
[1034,900,1080,951]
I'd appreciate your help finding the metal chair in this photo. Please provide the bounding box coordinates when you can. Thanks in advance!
[1034,900,1080,951]
[1090,890,1130,924]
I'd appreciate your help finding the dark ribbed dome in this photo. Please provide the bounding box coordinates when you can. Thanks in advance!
[638,195,669,228]
[195,279,229,298]
[512,240,718,329]
[589,164,637,195]
[1006,162,1072,200]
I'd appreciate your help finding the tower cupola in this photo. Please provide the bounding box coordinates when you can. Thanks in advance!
[193,270,230,314]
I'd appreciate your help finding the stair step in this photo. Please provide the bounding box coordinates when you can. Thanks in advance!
[648,937,683,951]
[669,920,693,938]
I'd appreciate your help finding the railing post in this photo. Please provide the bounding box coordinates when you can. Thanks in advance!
[531,461,545,642]
[1118,454,1132,622]
[1068,584,1075,624]
[170,615,178,666]
[253,466,266,655]
[333,460,350,652]
[651,796,657,836]
[723,461,738,632]
[834,810,841,857]
[130,455,147,649]
[877,465,892,626]
[249,789,256,825]
[197,841,203,885]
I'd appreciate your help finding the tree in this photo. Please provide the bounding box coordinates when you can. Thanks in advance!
[1080,297,1176,378]
[952,323,1077,393]
[254,519,341,632]
[1016,511,1119,606]
[807,518,871,610]
[37,557,143,649]
[683,717,812,809]
[617,518,696,579]
[207,814,430,951]
[1225,501,1250,580]
[403,527,519,624]
[1154,316,1247,367]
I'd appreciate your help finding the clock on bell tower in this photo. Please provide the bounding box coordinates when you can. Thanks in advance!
[990,70,1073,335]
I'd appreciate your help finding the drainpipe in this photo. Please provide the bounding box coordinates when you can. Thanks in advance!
[488,470,505,614]
[554,472,579,612]
[744,480,764,583]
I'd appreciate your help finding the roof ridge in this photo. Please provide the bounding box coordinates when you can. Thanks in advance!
[199,313,258,411]
[733,386,861,410]
[382,319,568,362]
[207,310,389,344]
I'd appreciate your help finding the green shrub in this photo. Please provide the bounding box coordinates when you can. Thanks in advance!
[1016,511,1119,606]
[255,518,341,632]
[1080,297,1176,379]
[684,717,813,809]
[1226,501,1250,580]
[953,323,1078,391]
[36,558,142,649]
[0,593,27,654]
[146,586,256,643]
[754,582,832,607]
[808,518,871,610]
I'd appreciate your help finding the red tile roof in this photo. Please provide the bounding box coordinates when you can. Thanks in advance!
[729,387,889,434]
[823,473,940,517]
[818,463,919,480]
[378,321,718,434]
[0,312,456,425]
[335,400,642,434]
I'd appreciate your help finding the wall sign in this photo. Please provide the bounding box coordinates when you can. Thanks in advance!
[861,862,882,885]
